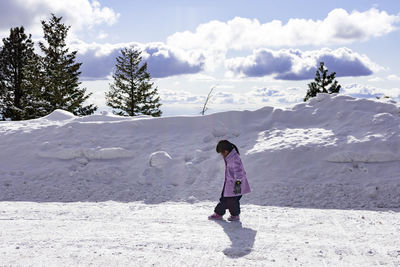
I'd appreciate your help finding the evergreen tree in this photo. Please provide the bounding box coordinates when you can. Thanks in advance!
[304,62,341,102]
[0,45,4,120]
[106,47,162,117]
[22,52,49,119]
[0,27,37,120]
[39,14,96,115]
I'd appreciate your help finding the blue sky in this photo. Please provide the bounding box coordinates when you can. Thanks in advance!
[96,0,399,41]
[0,0,399,115]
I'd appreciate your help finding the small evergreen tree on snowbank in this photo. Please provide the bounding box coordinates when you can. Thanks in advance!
[106,47,162,117]
[304,62,341,102]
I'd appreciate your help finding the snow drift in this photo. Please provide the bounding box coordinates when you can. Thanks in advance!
[1,93,400,210]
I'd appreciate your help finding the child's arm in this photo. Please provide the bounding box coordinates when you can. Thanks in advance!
[232,157,245,194]
[232,157,245,181]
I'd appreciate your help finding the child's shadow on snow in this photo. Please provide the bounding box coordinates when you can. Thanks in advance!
[214,220,257,258]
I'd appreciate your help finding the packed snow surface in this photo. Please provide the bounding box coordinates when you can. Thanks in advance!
[0,202,399,266]
[1,93,400,266]
[1,93,400,209]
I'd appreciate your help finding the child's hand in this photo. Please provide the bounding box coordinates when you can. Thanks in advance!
[233,179,242,194]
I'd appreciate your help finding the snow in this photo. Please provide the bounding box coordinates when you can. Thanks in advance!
[149,151,172,168]
[326,151,400,163]
[1,94,399,208]
[38,147,135,160]
[1,93,400,265]
[42,109,75,121]
[0,201,399,266]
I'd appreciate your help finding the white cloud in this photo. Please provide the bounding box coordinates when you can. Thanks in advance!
[160,90,205,104]
[159,87,304,108]
[186,73,216,82]
[167,8,400,52]
[387,74,400,81]
[342,83,400,99]
[160,83,400,111]
[368,77,383,82]
[86,77,400,116]
[0,0,119,36]
[97,31,108,40]
[167,84,400,109]
[73,41,205,79]
[226,47,381,80]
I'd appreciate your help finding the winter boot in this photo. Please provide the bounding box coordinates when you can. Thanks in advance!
[208,213,223,220]
[227,215,240,221]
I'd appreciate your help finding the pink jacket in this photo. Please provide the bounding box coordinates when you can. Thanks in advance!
[223,149,251,197]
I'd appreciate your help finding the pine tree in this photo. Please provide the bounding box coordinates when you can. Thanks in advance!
[22,53,49,119]
[39,14,97,115]
[0,45,4,120]
[106,47,162,117]
[0,27,37,120]
[304,62,341,102]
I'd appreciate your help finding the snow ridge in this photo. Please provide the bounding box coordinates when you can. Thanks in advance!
[1,93,400,209]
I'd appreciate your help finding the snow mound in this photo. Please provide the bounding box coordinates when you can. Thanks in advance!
[42,109,75,121]
[149,151,172,168]
[144,151,186,186]
[1,93,400,209]
[77,114,132,122]
[76,112,152,122]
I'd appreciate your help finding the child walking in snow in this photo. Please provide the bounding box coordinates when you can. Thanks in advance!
[209,140,251,221]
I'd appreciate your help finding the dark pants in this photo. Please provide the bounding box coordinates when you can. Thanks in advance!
[214,193,242,216]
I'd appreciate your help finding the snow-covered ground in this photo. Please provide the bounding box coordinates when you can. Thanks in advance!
[1,93,400,265]
[0,201,399,266]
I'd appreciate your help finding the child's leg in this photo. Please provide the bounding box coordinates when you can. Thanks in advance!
[214,195,227,216]
[227,196,242,216]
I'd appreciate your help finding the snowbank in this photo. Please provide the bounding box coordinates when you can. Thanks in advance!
[1,94,400,209]
[326,151,400,163]
[38,147,135,160]
[42,109,75,121]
